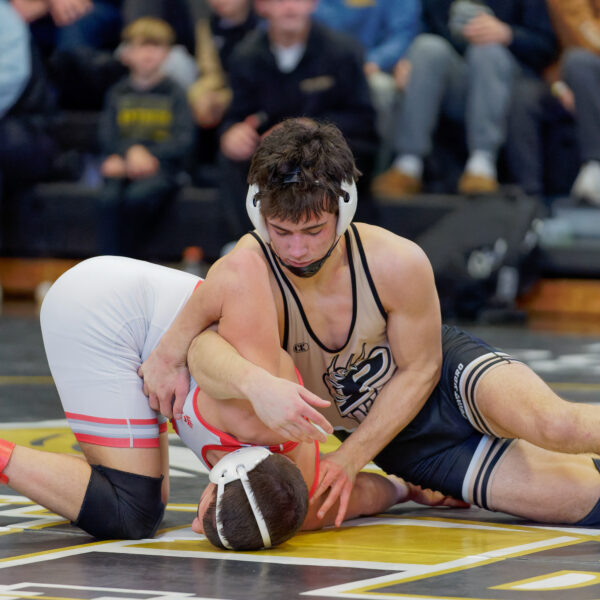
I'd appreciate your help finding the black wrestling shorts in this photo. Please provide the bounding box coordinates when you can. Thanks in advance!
[371,325,522,508]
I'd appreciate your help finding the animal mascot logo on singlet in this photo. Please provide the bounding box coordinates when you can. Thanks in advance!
[323,344,391,424]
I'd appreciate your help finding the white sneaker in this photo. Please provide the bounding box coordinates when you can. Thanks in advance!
[571,161,600,206]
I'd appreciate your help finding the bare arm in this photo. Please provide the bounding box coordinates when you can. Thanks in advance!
[189,330,332,443]
[186,248,333,443]
[313,232,443,524]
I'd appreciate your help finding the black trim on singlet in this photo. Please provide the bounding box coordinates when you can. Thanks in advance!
[471,438,512,509]
[249,231,290,350]
[350,223,387,321]
[269,229,358,354]
[463,353,513,437]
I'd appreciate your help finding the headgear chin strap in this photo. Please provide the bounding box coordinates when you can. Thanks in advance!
[209,446,272,550]
[245,179,358,244]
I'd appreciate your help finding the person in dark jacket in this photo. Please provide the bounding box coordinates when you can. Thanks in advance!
[218,0,378,239]
[0,0,59,187]
[97,16,194,257]
[372,0,557,197]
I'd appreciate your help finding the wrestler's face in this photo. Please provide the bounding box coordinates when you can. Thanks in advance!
[192,483,216,534]
[266,212,337,270]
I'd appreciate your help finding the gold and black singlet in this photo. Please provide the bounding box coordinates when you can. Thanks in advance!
[251,224,397,433]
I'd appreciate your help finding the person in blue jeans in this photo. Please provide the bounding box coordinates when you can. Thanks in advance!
[313,0,421,161]
[372,0,557,197]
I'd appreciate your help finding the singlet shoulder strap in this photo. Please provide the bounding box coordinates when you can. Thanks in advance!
[249,231,289,349]
[349,224,386,320]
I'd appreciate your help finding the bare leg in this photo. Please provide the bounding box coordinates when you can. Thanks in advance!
[489,439,600,523]
[476,362,600,454]
[4,447,90,521]
[3,441,168,521]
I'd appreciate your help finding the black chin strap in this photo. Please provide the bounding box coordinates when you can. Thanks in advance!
[273,237,340,278]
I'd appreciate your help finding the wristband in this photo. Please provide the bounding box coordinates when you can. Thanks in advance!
[0,439,16,484]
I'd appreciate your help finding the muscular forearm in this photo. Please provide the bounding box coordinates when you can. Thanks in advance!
[188,329,272,400]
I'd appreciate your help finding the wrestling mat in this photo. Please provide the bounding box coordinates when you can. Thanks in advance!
[1,307,600,600]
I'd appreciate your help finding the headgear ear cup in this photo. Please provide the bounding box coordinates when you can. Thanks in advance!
[246,183,269,241]
[209,447,273,550]
[246,180,358,243]
[336,180,357,237]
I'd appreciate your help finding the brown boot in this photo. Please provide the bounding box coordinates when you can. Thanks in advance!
[372,168,422,197]
[458,172,499,195]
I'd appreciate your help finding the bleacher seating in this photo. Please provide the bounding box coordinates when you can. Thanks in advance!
[1,182,228,263]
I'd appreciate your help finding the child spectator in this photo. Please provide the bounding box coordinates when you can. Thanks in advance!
[97,16,194,256]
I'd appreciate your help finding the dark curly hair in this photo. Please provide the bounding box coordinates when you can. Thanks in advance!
[248,118,361,224]
[203,453,309,551]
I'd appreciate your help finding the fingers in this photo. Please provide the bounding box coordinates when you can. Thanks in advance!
[334,483,352,527]
[279,420,325,444]
[158,394,174,419]
[307,422,329,444]
[299,391,333,436]
[311,461,341,505]
[173,379,190,421]
[306,410,333,436]
[148,392,160,412]
[442,497,471,508]
[316,479,343,520]
[172,396,185,421]
[301,389,331,408]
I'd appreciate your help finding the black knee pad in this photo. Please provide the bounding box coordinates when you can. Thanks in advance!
[74,465,165,539]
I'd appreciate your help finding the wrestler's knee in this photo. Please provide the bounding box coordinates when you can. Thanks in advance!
[74,465,165,539]
[534,404,580,451]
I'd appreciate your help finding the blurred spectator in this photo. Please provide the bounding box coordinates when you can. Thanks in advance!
[0,0,59,189]
[123,0,198,90]
[372,0,557,197]
[219,0,378,239]
[49,0,198,112]
[188,0,257,171]
[97,17,194,256]
[123,0,196,54]
[31,0,122,57]
[313,0,421,160]
[548,0,600,205]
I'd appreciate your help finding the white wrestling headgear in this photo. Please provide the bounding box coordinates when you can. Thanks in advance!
[209,446,272,550]
[245,179,358,243]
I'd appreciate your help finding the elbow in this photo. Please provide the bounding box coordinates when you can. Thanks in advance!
[188,333,210,383]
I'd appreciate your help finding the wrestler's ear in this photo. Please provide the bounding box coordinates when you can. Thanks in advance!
[194,483,216,534]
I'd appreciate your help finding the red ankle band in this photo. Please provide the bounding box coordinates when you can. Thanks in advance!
[0,439,16,484]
